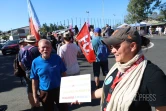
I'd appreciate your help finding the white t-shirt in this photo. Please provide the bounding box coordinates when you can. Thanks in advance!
[90,31,94,37]
[158,27,162,32]
[59,43,81,75]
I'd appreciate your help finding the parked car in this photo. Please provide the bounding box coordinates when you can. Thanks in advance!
[1,40,19,55]
[0,40,6,49]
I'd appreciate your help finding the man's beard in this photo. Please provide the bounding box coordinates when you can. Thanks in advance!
[42,53,49,59]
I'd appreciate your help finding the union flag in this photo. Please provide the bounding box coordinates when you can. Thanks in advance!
[76,23,96,63]
[27,0,41,41]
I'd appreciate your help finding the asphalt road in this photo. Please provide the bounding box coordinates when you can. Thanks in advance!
[0,35,166,111]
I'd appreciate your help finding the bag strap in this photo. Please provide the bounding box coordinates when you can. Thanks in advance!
[21,46,34,59]
[27,46,34,59]
[28,46,34,50]
[21,46,34,51]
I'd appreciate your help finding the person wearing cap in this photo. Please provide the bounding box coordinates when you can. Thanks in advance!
[58,31,81,76]
[16,39,27,83]
[90,26,166,111]
[18,39,27,65]
[17,39,27,68]
[91,28,109,89]
[18,35,40,111]
[30,39,68,111]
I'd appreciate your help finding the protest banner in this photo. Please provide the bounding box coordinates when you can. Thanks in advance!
[76,23,96,63]
[59,74,91,103]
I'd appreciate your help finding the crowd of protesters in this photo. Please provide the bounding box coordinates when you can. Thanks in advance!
[15,24,114,111]
[14,23,166,111]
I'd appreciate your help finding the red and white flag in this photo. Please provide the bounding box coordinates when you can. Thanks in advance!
[27,0,41,41]
[76,23,96,63]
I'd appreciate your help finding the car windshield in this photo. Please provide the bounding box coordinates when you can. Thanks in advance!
[6,40,18,45]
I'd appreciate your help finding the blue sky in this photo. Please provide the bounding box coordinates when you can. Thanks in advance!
[0,0,165,31]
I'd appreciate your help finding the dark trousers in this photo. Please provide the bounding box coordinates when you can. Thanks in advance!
[39,87,68,111]
[93,60,109,77]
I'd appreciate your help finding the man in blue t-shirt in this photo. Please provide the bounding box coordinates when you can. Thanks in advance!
[30,39,68,111]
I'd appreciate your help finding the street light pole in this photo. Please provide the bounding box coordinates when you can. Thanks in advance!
[113,14,116,29]
[102,0,105,28]
[86,11,89,25]
[67,19,69,28]
[80,17,81,29]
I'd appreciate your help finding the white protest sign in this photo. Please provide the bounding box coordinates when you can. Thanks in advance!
[59,74,91,103]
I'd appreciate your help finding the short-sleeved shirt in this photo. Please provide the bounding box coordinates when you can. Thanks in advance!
[91,36,101,54]
[30,54,67,91]
[91,36,108,62]
[58,43,81,75]
[102,60,166,111]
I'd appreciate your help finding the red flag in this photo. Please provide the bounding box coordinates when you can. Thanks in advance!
[27,0,41,41]
[76,23,96,63]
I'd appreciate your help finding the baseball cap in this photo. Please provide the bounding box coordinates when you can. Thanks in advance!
[94,28,101,33]
[102,26,142,46]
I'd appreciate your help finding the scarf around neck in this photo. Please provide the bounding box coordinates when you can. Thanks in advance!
[101,51,147,111]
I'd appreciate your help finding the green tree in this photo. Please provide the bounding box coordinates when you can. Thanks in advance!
[157,11,165,21]
[40,23,49,35]
[49,23,54,32]
[2,35,9,41]
[53,24,58,30]
[126,0,161,23]
[149,12,158,20]
[42,23,49,32]
[40,23,66,35]
[58,25,65,30]
[0,31,2,39]
[159,2,166,20]
[124,14,134,24]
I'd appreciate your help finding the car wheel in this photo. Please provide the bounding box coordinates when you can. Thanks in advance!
[2,51,6,55]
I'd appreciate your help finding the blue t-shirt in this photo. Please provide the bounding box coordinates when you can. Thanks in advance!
[91,36,101,54]
[91,36,106,62]
[30,54,67,91]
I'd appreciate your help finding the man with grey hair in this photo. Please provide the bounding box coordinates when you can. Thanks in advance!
[30,39,68,111]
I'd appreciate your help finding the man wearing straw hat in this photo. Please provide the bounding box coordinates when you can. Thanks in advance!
[19,35,40,111]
